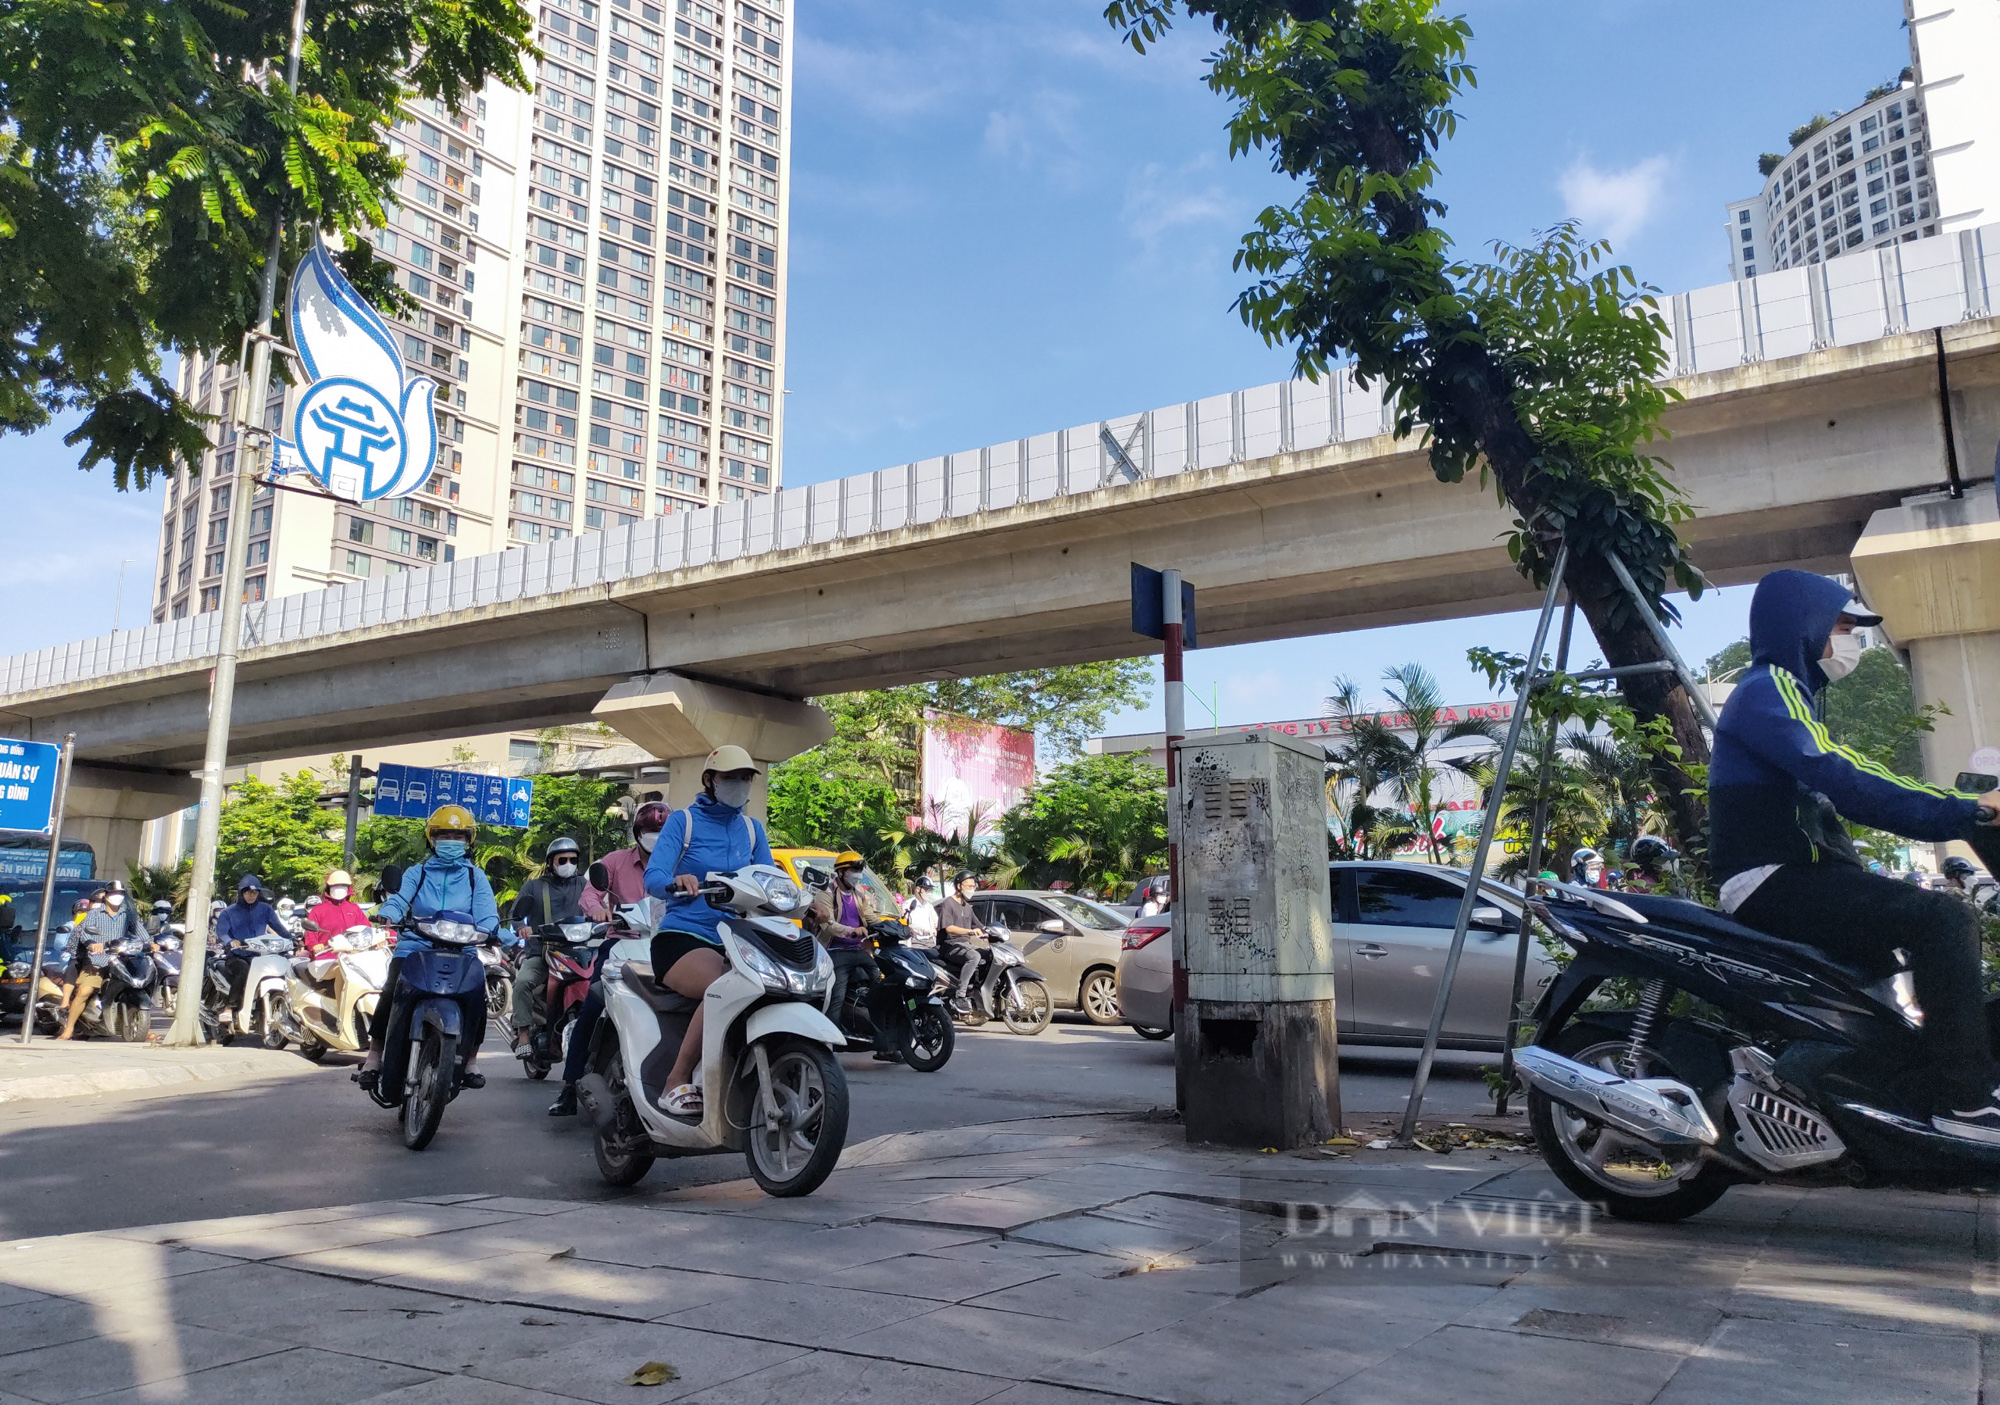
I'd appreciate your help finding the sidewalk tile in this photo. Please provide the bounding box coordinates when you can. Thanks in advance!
[1007,1214,1221,1263]
[474,1320,809,1403]
[658,1279,943,1345]
[150,1215,437,1263]
[361,1378,579,1404]
[0,1323,283,1403]
[289,1298,610,1372]
[271,1231,549,1285]
[1726,1269,2000,1336]
[962,1262,1244,1338]
[0,1295,104,1358]
[1449,1285,1725,1354]
[807,1251,1063,1302]
[0,1237,235,1300]
[674,1352,1015,1405]
[1653,1317,1976,1404]
[410,1254,754,1319]
[977,1387,1148,1405]
[83,1345,434,1405]
[1308,1323,1683,1405]
[842,1301,1145,1377]
[104,1205,367,1244]
[168,1261,450,1340]
[441,1197,590,1216]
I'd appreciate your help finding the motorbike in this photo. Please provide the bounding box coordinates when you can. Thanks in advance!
[574,861,849,1196]
[1515,820,2000,1223]
[836,919,954,1072]
[218,934,295,1049]
[282,923,390,1062]
[512,920,605,1081]
[63,938,158,1042]
[360,910,493,1151]
[480,938,519,1026]
[152,926,185,1016]
[950,924,1053,1035]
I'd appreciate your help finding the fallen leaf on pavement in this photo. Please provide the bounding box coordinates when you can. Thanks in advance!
[624,1362,679,1387]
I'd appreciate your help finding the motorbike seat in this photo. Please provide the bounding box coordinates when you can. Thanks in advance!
[1617,892,1902,984]
[619,963,699,1015]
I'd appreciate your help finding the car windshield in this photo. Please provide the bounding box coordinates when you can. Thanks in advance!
[1043,894,1126,930]
[790,856,898,916]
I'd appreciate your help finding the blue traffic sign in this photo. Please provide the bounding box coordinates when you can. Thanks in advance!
[370,762,534,827]
[1130,563,1197,648]
[0,738,63,835]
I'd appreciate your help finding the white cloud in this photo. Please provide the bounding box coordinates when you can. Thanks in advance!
[1557,153,1674,247]
[1121,160,1232,249]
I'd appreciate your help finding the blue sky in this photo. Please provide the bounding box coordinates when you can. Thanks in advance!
[2,0,1914,733]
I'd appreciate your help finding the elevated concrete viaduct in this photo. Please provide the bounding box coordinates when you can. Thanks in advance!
[5,225,2000,868]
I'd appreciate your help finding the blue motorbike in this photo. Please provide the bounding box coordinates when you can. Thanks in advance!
[363,910,490,1150]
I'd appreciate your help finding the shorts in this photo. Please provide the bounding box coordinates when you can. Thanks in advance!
[651,929,721,983]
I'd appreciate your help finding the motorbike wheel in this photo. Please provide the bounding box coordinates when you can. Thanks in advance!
[117,1003,150,1043]
[297,1035,329,1063]
[1079,970,1123,1026]
[1525,1022,1733,1224]
[746,1037,849,1198]
[1132,1024,1172,1041]
[1001,978,1053,1036]
[486,973,509,1021]
[402,1029,456,1151]
[593,1055,655,1187]
[260,993,288,1050]
[899,1006,954,1073]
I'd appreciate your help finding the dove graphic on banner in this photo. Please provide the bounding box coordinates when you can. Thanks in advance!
[271,243,439,502]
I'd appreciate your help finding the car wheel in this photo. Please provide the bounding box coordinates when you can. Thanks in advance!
[1079,969,1123,1026]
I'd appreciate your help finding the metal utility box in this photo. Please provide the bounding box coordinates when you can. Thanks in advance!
[1173,730,1340,1148]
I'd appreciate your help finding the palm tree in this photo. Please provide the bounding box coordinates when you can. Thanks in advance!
[1469,725,1611,880]
[1566,729,1654,857]
[1329,665,1502,864]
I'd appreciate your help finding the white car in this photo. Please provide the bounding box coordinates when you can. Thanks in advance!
[1116,861,1558,1049]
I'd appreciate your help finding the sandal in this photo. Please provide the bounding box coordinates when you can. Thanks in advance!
[662,1083,703,1118]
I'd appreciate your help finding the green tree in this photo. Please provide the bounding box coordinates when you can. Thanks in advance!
[1108,1,1712,850]
[125,859,193,913]
[524,772,626,863]
[997,754,1167,892]
[1824,646,1935,778]
[0,0,535,485]
[765,763,902,867]
[215,769,342,898]
[1702,638,1753,682]
[1328,665,1499,864]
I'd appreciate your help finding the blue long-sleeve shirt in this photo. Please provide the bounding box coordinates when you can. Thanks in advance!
[643,794,771,944]
[214,900,289,947]
[375,856,498,934]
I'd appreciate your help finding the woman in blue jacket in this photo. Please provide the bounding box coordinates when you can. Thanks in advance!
[642,745,771,1117]
[359,804,499,1089]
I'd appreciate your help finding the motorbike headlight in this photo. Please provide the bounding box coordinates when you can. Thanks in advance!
[762,876,803,914]
[424,920,479,946]
[801,941,833,995]
[559,922,595,943]
[726,931,789,992]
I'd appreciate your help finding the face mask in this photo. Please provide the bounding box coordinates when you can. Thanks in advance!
[712,778,753,809]
[107,895,123,909]
[434,840,468,861]
[637,831,658,853]
[1821,631,1865,683]
[553,861,578,878]
[329,887,349,902]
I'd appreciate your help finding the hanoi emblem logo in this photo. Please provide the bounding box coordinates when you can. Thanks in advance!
[273,243,439,501]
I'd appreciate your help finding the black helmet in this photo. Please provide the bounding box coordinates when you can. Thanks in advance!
[546,837,582,860]
[1943,855,1977,880]
[1631,836,1677,867]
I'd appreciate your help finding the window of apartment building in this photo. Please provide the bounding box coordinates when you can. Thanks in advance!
[203,550,224,578]
[244,575,265,603]
[347,517,374,544]
[245,540,269,567]
[387,527,414,554]
[345,551,373,577]
[199,585,221,612]
[249,506,272,533]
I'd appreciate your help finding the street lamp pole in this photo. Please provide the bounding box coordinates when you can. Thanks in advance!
[165,0,310,1045]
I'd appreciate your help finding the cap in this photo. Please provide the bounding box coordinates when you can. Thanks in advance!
[1840,596,1884,627]
[702,745,761,775]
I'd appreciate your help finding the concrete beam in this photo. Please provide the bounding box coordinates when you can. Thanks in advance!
[593,672,834,815]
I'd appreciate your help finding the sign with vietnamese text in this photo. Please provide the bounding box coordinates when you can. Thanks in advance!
[0,738,62,835]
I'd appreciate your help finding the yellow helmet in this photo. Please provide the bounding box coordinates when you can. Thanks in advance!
[425,804,477,841]
[834,851,865,869]
[325,870,353,889]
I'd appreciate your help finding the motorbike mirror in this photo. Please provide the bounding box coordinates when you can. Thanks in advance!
[1037,918,1065,934]
[1958,771,1998,794]
[1470,905,1510,932]
[588,860,611,891]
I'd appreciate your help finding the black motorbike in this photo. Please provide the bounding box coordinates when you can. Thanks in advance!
[1517,819,2000,1222]
[836,920,954,1072]
[64,937,158,1042]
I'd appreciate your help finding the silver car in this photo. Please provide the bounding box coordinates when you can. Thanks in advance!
[1116,862,1558,1049]
[968,891,1129,1025]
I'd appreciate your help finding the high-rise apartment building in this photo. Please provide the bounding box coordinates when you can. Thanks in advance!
[1722,0,2000,280]
[149,0,792,623]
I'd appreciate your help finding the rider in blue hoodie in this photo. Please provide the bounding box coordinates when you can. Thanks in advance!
[1713,569,2000,1141]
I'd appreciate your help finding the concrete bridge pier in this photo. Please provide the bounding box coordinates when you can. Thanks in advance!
[592,672,834,819]
[60,765,203,879]
[1851,492,2000,790]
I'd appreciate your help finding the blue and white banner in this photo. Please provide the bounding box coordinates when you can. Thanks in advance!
[0,738,62,835]
[271,243,439,502]
[374,764,535,829]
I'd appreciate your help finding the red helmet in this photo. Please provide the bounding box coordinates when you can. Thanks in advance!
[633,801,670,837]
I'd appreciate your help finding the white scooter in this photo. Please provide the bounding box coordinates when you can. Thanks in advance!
[219,933,295,1048]
[575,861,848,1197]
[283,924,391,1061]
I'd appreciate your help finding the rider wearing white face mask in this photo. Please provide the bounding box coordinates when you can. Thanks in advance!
[583,801,668,921]
[509,836,591,1053]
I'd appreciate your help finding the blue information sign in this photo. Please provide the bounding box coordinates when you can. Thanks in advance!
[370,763,533,827]
[0,738,63,835]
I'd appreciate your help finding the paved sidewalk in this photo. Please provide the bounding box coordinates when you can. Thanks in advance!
[0,1111,1992,1402]
[0,1037,314,1105]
